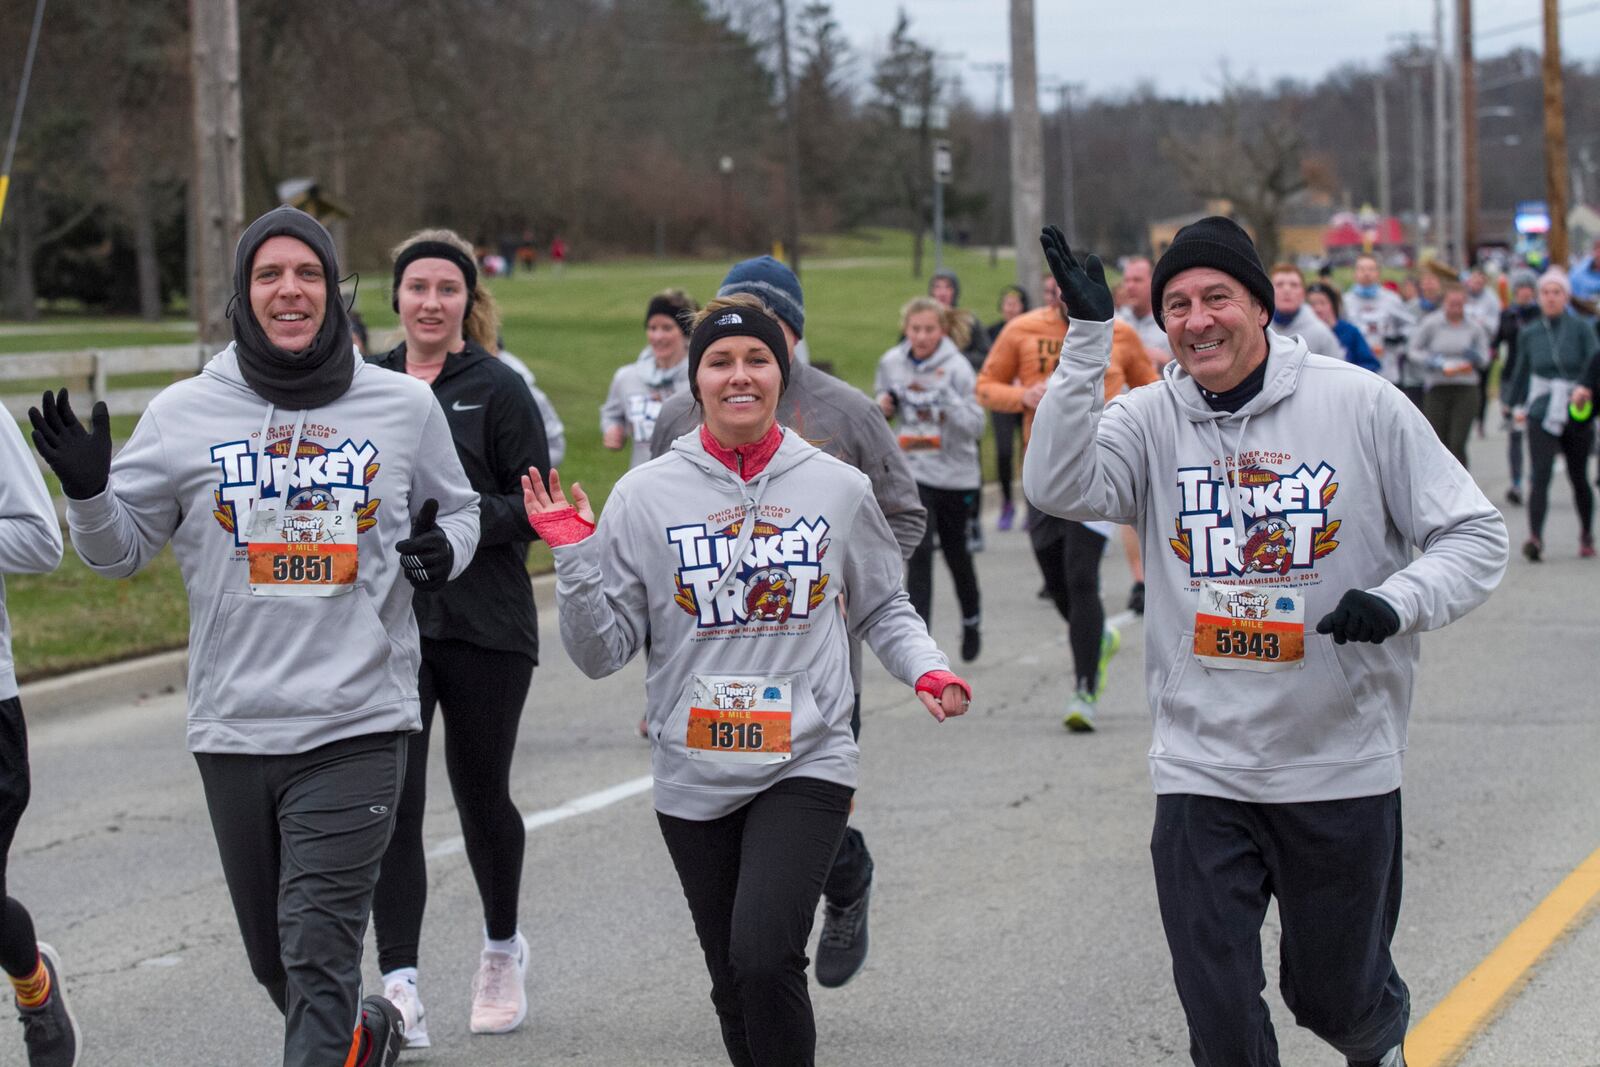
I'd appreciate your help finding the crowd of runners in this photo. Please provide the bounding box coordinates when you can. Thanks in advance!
[21,195,1600,1067]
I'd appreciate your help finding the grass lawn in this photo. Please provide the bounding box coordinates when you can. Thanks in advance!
[0,230,1028,678]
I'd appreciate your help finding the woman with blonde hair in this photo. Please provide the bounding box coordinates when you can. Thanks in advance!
[368,227,552,1045]
[875,296,985,660]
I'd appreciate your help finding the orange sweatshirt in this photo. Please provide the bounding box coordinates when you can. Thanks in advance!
[976,306,1155,445]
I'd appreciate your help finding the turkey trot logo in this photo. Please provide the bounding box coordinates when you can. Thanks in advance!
[668,515,831,630]
[210,428,381,547]
[1168,459,1340,578]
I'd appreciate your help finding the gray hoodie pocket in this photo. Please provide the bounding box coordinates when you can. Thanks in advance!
[1155,630,1366,769]
[194,590,396,720]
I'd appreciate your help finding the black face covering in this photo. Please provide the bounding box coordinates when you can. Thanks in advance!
[230,206,354,410]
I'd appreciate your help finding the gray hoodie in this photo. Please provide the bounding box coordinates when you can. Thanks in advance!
[553,428,949,820]
[873,336,985,490]
[0,414,64,700]
[1269,303,1341,362]
[601,347,690,468]
[1023,320,1507,803]
[1408,310,1490,390]
[66,344,479,754]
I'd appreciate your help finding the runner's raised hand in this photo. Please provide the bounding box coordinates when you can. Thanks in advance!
[28,388,112,499]
[1039,225,1114,322]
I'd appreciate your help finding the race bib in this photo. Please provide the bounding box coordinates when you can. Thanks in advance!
[685,674,793,764]
[897,432,943,452]
[246,505,358,597]
[1193,580,1305,672]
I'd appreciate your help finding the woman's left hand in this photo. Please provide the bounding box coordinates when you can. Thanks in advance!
[918,683,970,722]
[1573,385,1594,410]
[522,467,594,525]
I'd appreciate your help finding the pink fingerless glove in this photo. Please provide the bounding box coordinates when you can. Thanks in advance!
[529,506,596,547]
[916,669,971,701]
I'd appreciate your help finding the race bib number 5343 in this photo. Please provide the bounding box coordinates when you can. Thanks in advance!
[1193,580,1305,673]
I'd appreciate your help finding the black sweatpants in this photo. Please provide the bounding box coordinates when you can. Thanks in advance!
[821,697,872,907]
[1028,508,1107,693]
[0,696,40,978]
[372,638,534,973]
[196,731,407,1067]
[1527,418,1595,541]
[992,410,1022,506]
[658,776,853,1067]
[1151,791,1409,1067]
[907,484,981,630]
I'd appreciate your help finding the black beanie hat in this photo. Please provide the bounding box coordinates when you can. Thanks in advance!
[687,303,790,402]
[645,291,695,335]
[1150,216,1274,328]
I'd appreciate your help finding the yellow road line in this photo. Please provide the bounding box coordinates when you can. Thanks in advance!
[1407,845,1600,1067]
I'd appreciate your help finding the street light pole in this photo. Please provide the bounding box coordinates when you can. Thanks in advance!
[1433,0,1451,262]
[1459,0,1478,260]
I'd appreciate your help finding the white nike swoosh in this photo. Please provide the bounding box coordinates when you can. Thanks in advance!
[452,401,483,412]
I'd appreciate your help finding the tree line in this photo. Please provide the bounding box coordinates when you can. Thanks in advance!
[1,0,1597,319]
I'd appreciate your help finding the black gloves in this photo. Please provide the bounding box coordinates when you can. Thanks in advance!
[1315,589,1401,645]
[28,388,112,500]
[1039,225,1115,322]
[397,498,452,592]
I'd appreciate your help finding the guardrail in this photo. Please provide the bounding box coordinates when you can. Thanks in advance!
[0,344,208,419]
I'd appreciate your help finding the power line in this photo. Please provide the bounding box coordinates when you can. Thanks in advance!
[1477,0,1600,39]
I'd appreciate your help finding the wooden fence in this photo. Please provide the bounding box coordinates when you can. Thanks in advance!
[0,345,208,420]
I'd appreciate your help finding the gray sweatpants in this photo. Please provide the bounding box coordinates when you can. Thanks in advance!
[195,731,407,1067]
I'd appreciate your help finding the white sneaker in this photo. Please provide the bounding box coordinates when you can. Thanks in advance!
[382,977,431,1050]
[469,932,528,1034]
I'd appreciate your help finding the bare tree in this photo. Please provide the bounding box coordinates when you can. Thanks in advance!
[1162,85,1307,267]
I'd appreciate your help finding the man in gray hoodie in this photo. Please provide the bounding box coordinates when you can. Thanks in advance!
[1025,218,1507,1067]
[650,255,924,991]
[28,207,478,1067]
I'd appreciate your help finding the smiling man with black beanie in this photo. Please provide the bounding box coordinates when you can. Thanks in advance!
[1024,221,1508,1067]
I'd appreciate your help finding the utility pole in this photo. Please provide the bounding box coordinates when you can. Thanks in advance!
[1044,82,1081,246]
[775,0,803,277]
[190,0,245,350]
[1458,0,1477,262]
[1409,53,1427,251]
[974,61,1008,267]
[1374,77,1392,222]
[1543,0,1569,266]
[1432,0,1451,263]
[1008,0,1045,305]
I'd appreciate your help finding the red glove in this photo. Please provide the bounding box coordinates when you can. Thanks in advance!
[916,670,971,701]
[529,505,596,547]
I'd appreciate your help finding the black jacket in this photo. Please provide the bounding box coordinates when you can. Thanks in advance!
[371,341,550,660]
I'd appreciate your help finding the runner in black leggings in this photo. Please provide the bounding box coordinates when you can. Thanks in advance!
[876,297,986,661]
[368,228,551,1046]
[987,286,1030,532]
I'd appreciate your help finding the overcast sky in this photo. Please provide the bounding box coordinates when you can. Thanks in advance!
[830,1,1600,103]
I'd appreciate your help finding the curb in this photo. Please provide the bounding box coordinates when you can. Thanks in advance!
[15,571,564,724]
[19,648,189,722]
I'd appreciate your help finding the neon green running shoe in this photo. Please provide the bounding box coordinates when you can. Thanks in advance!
[1096,623,1121,694]
[1063,690,1097,732]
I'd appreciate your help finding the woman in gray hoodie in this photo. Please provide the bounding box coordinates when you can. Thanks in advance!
[525,295,970,1067]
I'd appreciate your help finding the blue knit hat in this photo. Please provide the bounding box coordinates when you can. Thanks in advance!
[718,256,804,338]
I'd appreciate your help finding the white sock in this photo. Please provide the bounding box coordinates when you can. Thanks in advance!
[382,967,418,989]
[484,932,521,958]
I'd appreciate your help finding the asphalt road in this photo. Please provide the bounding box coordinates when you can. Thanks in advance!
[4,419,1598,1066]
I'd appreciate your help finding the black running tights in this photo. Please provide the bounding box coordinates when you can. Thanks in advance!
[1031,515,1107,694]
[372,638,534,973]
[1527,420,1595,541]
[992,411,1022,505]
[0,696,39,978]
[907,484,981,629]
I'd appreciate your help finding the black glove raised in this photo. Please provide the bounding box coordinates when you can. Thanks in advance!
[1315,589,1401,645]
[1039,225,1115,322]
[28,388,112,500]
[396,498,452,593]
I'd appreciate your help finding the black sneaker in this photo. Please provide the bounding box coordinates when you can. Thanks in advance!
[1127,581,1145,615]
[357,994,406,1066]
[17,943,79,1067]
[815,881,871,988]
[1505,485,1523,506]
[1522,538,1542,562]
[960,620,981,662]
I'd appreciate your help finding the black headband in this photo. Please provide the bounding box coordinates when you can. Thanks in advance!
[392,241,479,318]
[646,294,693,335]
[687,304,791,400]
